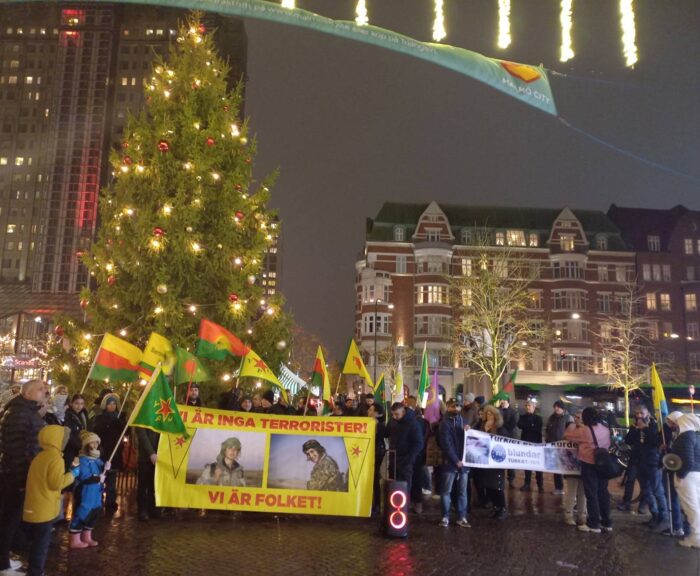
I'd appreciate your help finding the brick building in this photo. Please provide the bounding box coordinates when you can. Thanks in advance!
[356,201,696,411]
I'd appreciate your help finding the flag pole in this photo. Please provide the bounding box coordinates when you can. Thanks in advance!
[117,382,133,419]
[303,381,313,416]
[79,335,104,394]
[106,364,161,465]
[334,372,342,396]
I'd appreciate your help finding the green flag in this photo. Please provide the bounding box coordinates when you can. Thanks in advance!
[130,367,188,437]
[173,346,210,386]
[417,343,429,405]
[373,373,386,405]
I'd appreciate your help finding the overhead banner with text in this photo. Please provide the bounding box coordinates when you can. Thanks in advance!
[463,429,580,475]
[4,0,557,116]
[155,407,375,517]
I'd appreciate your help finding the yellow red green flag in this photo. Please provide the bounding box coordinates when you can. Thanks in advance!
[342,339,373,388]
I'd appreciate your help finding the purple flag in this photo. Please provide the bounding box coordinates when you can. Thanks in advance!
[424,368,441,424]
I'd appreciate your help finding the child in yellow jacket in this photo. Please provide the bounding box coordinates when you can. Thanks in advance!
[23,425,80,576]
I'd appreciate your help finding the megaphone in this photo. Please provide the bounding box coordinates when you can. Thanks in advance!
[663,453,682,472]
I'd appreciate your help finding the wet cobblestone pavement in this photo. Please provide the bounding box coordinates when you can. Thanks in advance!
[32,476,699,576]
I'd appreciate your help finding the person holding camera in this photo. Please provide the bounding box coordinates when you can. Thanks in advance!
[625,405,668,531]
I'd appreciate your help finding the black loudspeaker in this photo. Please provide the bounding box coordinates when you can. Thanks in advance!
[380,479,409,538]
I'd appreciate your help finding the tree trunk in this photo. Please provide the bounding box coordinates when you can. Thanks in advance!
[624,387,630,428]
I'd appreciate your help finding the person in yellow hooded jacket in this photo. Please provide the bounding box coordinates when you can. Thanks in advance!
[23,425,80,576]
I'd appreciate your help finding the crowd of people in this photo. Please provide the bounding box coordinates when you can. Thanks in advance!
[1,379,699,574]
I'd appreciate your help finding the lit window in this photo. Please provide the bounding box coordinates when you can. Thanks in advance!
[495,232,505,246]
[685,293,697,312]
[560,234,575,252]
[131,77,136,86]
[507,230,525,246]
[461,258,472,277]
[6,224,16,234]
[0,158,7,166]
[647,235,660,252]
[121,77,128,86]
[10,60,19,69]
[646,293,656,311]
[15,157,24,166]
[8,76,17,85]
[597,265,608,282]
[146,29,155,36]
[660,293,671,311]
[25,76,33,85]
[156,29,164,36]
[528,233,538,247]
[685,238,694,255]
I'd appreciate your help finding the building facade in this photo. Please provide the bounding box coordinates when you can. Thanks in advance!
[0,3,248,383]
[356,201,697,411]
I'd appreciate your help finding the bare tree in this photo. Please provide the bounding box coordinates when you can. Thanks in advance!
[598,282,650,427]
[377,346,416,396]
[452,236,542,395]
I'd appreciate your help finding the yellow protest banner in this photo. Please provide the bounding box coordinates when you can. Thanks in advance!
[155,406,375,517]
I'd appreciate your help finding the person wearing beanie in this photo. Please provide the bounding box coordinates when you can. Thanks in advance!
[69,430,110,549]
[669,413,700,548]
[23,425,80,576]
[196,437,246,487]
[260,389,276,413]
[91,393,126,512]
[546,401,573,495]
[302,439,343,491]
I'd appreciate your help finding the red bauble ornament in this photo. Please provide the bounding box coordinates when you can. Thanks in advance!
[228,293,239,303]
[245,157,252,164]
[121,141,129,150]
[198,23,206,34]
[79,299,89,310]
[123,156,132,165]
[223,105,230,112]
[234,184,242,191]
[153,227,165,238]
[158,140,170,153]
[107,275,116,286]
[54,325,64,337]
[235,211,245,220]
[206,136,215,147]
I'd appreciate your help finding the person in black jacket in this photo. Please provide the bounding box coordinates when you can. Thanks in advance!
[368,403,386,516]
[186,383,203,407]
[499,398,518,487]
[438,399,470,527]
[518,400,544,492]
[387,403,423,500]
[545,401,573,495]
[63,394,88,471]
[0,379,46,572]
[136,427,160,521]
[669,413,700,548]
[625,405,668,530]
[478,404,509,519]
[91,393,126,512]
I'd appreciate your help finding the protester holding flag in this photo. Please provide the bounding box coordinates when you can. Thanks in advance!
[91,394,126,512]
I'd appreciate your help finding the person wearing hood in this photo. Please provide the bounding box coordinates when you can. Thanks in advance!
[63,394,88,471]
[0,379,46,573]
[23,425,80,576]
[69,430,110,549]
[91,393,126,512]
[669,412,700,548]
[196,437,246,486]
[387,402,424,499]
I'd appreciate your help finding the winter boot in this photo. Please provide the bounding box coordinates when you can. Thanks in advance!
[69,532,89,549]
[81,530,98,547]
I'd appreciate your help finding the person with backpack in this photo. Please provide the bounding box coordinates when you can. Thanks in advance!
[564,407,613,533]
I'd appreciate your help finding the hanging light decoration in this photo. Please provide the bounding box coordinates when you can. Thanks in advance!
[280,0,295,8]
[560,0,574,62]
[433,0,446,42]
[355,0,368,26]
[619,0,638,67]
[497,0,511,49]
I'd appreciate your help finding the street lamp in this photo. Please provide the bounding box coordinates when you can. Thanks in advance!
[373,299,394,384]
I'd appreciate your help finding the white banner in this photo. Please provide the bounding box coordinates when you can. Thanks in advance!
[463,429,580,475]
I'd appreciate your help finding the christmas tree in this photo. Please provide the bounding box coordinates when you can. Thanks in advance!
[61,13,291,391]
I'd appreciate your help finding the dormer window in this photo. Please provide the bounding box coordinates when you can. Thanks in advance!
[393,226,405,242]
[507,230,526,247]
[528,233,539,247]
[461,229,472,245]
[495,232,505,246]
[560,234,575,252]
[426,230,440,242]
[596,235,608,250]
[647,235,660,252]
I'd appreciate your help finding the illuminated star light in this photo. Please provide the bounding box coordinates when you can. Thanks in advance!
[619,0,638,67]
[560,0,574,62]
[355,0,368,26]
[432,0,446,42]
[280,0,295,8]
[497,0,511,49]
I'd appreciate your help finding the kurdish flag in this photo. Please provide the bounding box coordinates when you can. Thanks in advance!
[240,349,288,403]
[196,318,250,360]
[650,364,669,430]
[173,346,210,386]
[342,339,373,388]
[503,368,518,395]
[88,333,142,383]
[417,342,429,407]
[129,365,187,437]
[374,373,386,404]
[311,346,332,414]
[138,332,174,380]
